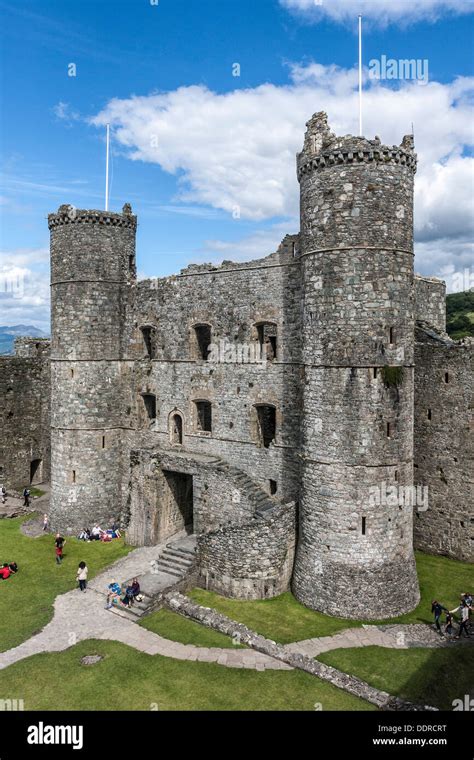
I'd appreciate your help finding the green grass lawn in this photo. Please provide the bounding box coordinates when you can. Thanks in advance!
[189,552,473,644]
[188,589,361,644]
[0,639,375,711]
[0,515,132,652]
[29,488,46,498]
[139,608,244,648]
[318,645,474,710]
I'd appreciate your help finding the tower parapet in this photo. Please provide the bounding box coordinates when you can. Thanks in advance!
[292,113,420,619]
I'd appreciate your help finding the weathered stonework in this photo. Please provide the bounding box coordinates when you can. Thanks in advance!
[414,327,473,561]
[0,338,50,489]
[2,112,471,622]
[292,112,420,618]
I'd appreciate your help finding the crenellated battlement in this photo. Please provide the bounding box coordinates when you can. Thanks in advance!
[48,204,137,231]
[297,111,416,179]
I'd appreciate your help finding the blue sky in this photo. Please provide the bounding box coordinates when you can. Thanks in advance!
[1,0,473,330]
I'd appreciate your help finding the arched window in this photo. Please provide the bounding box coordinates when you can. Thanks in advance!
[170,411,184,445]
[191,324,212,361]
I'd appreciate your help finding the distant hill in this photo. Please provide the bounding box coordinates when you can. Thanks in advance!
[446,290,474,340]
[0,325,49,355]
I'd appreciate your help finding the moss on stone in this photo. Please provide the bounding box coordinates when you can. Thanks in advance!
[381,365,404,387]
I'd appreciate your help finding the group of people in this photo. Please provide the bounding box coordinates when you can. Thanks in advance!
[0,562,18,580]
[77,524,121,542]
[432,593,472,639]
[106,578,142,609]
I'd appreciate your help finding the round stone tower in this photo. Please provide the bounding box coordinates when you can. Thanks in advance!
[292,113,420,619]
[48,204,137,533]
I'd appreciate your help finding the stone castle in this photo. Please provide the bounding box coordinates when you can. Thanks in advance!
[1,112,472,620]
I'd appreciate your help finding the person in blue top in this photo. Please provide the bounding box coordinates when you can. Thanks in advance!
[106,580,122,609]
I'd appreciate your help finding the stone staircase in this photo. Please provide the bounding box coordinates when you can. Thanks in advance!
[108,591,154,620]
[154,535,197,579]
[108,535,197,621]
[213,460,277,517]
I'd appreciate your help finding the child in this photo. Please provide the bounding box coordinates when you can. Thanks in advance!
[76,561,88,592]
[55,533,65,565]
[445,611,454,637]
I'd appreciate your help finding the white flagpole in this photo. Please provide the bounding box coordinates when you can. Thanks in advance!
[105,123,110,211]
[358,15,363,136]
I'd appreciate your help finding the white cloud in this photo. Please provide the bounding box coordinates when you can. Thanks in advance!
[90,65,474,286]
[0,249,50,330]
[279,0,472,27]
[52,101,80,124]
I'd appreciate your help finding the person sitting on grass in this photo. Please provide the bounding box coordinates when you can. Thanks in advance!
[91,525,101,541]
[78,528,91,541]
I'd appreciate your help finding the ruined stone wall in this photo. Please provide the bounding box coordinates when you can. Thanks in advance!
[414,327,473,562]
[197,501,296,599]
[292,112,420,619]
[0,340,50,489]
[124,235,303,508]
[49,206,136,532]
[414,276,446,333]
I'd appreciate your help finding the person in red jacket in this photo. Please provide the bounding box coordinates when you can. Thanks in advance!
[0,566,11,579]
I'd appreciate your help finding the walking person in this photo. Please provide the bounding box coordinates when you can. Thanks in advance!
[54,533,65,565]
[451,600,471,639]
[43,513,49,531]
[76,561,88,592]
[23,487,30,507]
[431,600,448,635]
[445,611,454,638]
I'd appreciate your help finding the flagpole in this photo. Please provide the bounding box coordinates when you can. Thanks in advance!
[105,124,110,211]
[358,15,363,136]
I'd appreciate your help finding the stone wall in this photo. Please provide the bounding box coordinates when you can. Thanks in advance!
[197,501,296,599]
[0,340,50,489]
[414,326,473,562]
[124,234,302,508]
[414,276,446,333]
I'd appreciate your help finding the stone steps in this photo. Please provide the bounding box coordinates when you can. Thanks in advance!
[154,536,197,581]
[214,460,276,514]
[108,592,154,620]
